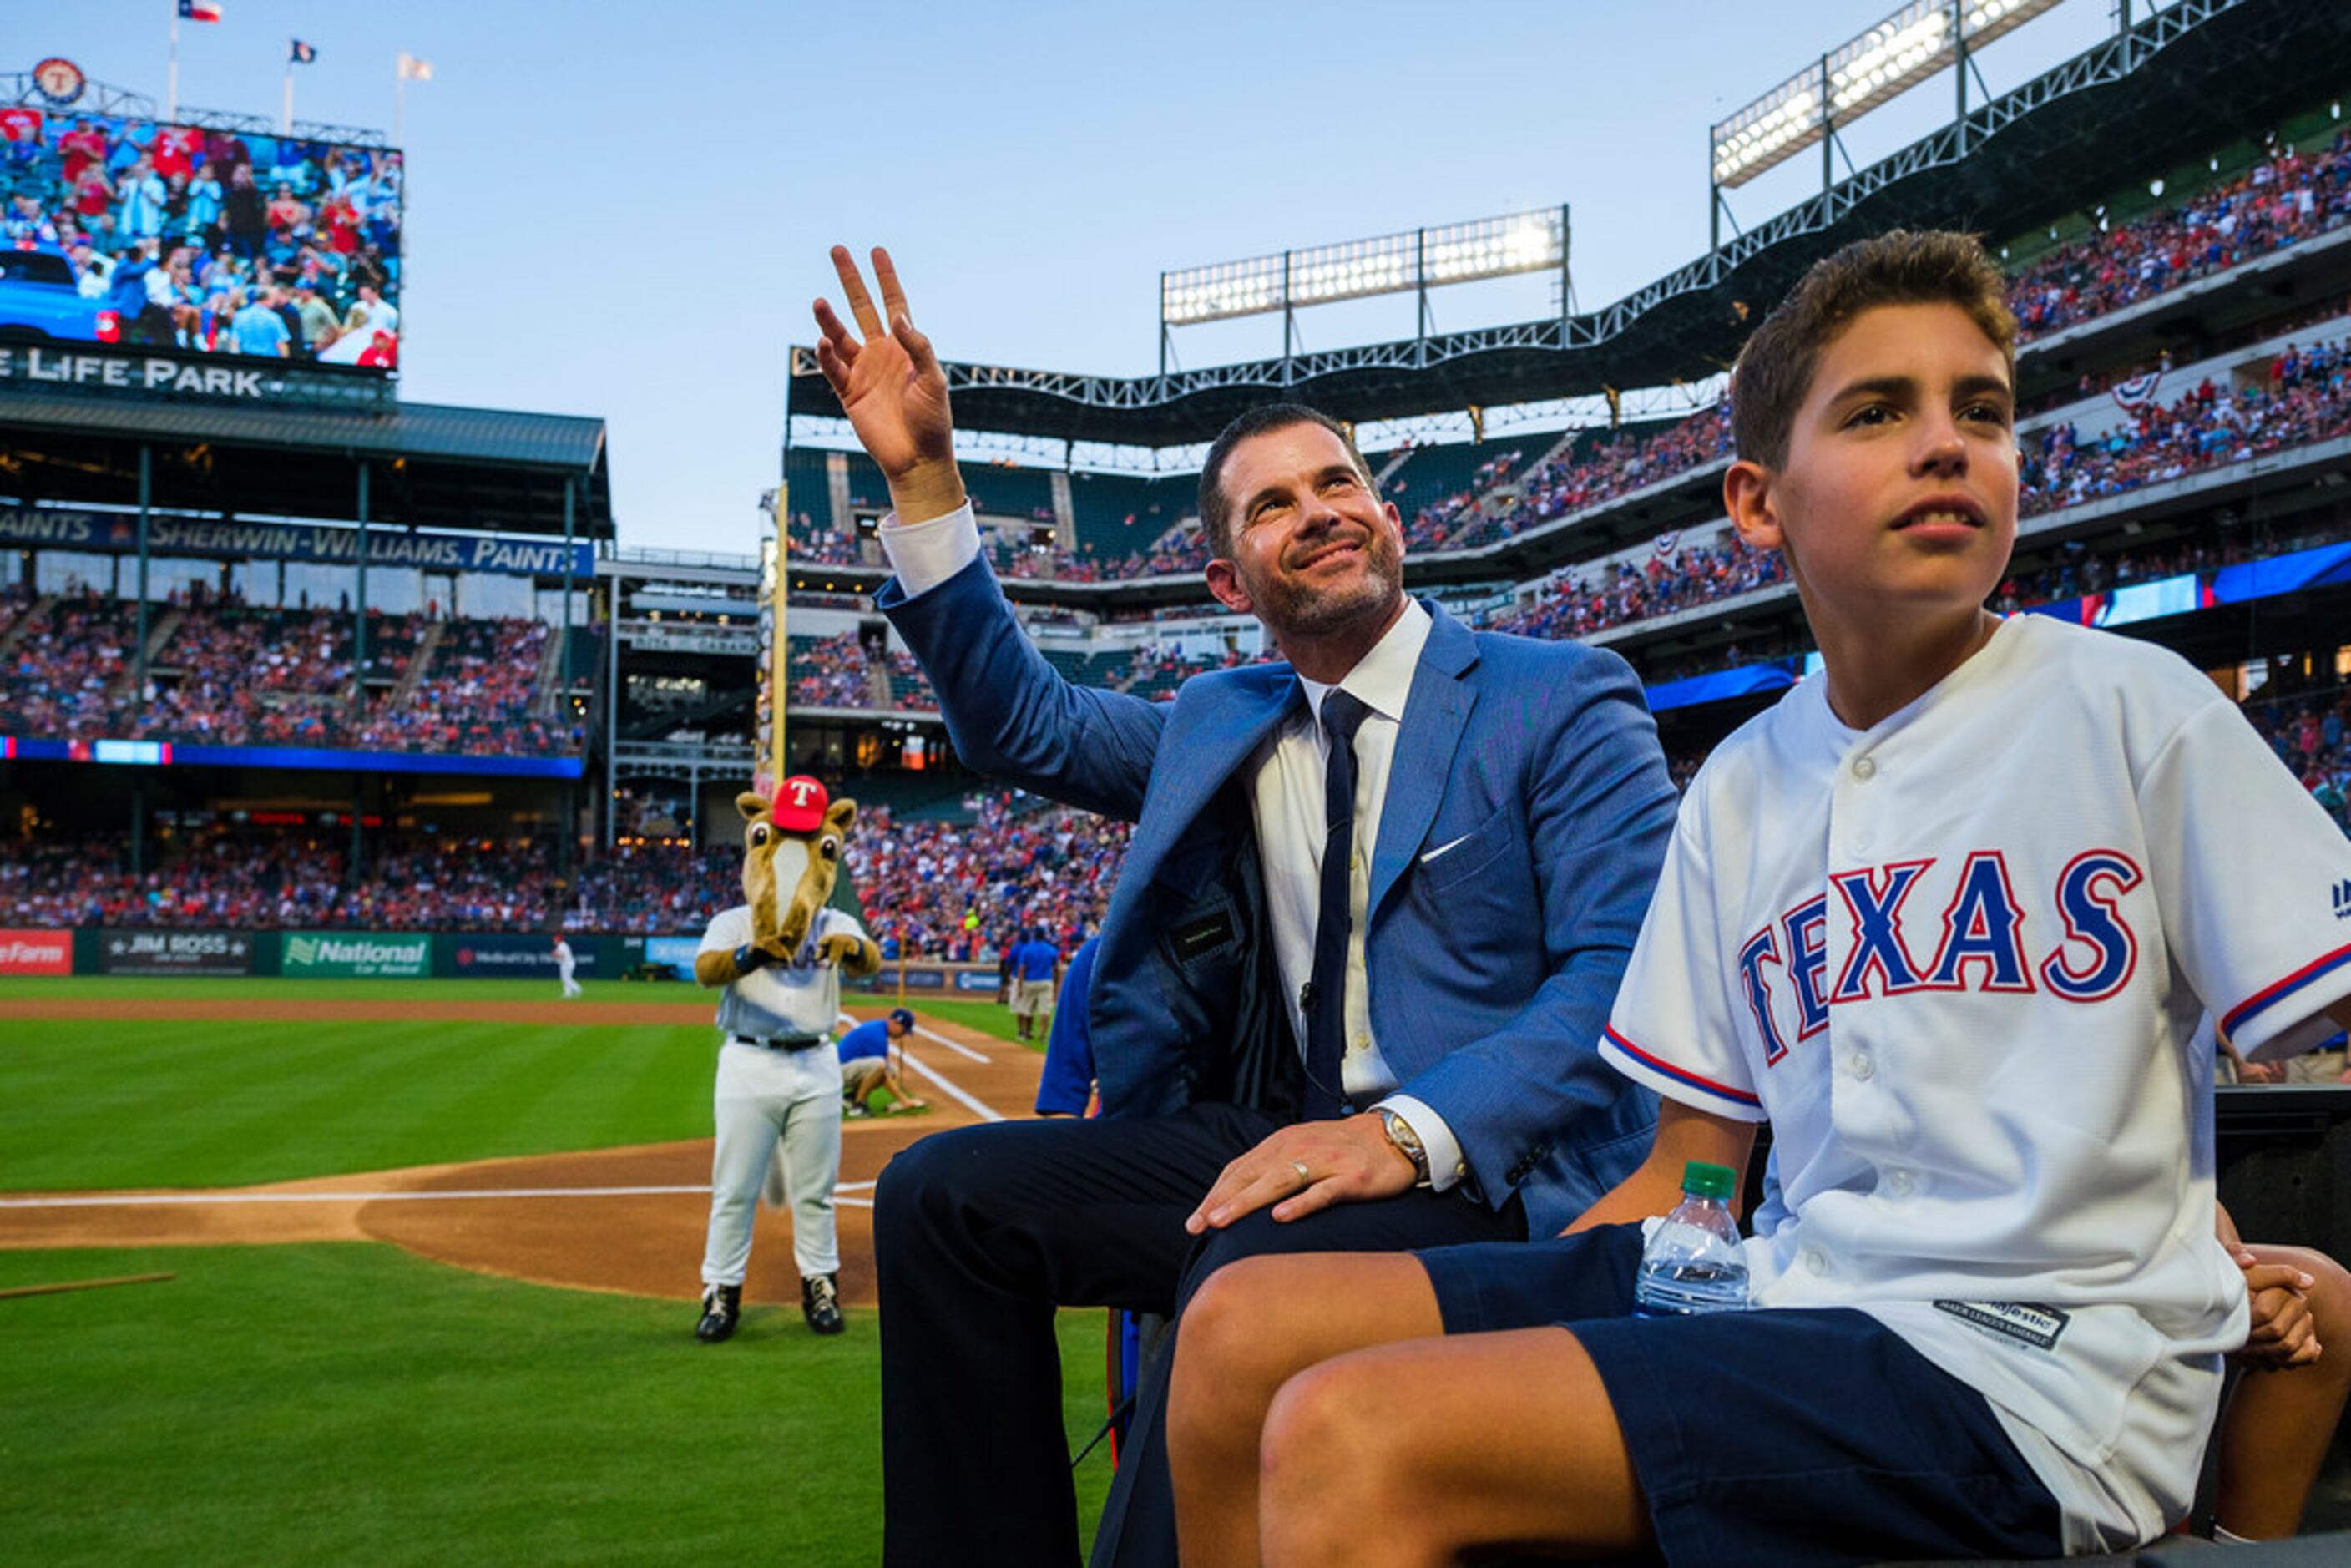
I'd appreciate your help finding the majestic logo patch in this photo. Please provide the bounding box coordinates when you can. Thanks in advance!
[1934,1299,2070,1352]
[2333,878,2351,920]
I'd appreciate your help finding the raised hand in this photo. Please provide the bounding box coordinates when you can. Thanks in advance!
[812,246,964,521]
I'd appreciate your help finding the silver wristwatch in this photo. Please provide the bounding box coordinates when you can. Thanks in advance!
[1378,1107,1433,1187]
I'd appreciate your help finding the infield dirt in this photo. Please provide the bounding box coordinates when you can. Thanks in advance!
[0,998,1042,1310]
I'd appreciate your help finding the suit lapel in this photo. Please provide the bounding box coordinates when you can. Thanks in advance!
[1123,675,1303,878]
[1368,605,1479,919]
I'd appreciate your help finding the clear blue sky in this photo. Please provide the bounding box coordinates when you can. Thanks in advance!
[8,2,2125,555]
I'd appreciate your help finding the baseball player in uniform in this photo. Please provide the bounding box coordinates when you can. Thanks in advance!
[690,781,877,1342]
[552,933,580,999]
[1163,234,2351,1563]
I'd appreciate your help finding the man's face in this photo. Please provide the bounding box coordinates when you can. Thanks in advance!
[1732,301,2017,635]
[1204,422,1404,643]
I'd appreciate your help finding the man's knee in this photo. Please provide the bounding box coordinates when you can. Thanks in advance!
[873,1126,972,1235]
[1176,1207,1312,1310]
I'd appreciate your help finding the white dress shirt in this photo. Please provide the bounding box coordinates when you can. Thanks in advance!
[879,503,1464,1189]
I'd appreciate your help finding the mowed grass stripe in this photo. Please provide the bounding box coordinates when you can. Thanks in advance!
[2,1016,720,1191]
[0,1244,1115,1565]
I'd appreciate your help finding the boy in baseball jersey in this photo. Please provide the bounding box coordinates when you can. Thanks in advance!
[1164,231,2351,1564]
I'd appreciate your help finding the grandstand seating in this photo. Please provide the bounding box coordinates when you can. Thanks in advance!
[1064,470,1192,561]
[965,462,1056,523]
[0,592,584,755]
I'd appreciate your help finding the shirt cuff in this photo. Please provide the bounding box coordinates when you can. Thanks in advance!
[879,502,981,599]
[1376,1095,1465,1194]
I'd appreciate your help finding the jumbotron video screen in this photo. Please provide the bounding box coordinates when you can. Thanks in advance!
[0,102,402,370]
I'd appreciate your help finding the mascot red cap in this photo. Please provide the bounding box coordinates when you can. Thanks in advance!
[771,775,830,832]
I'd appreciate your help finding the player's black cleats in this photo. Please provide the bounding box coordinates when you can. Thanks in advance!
[695,1282,741,1343]
[801,1273,845,1336]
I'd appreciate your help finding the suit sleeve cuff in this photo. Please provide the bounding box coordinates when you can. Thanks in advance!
[879,503,980,598]
[1376,1095,1465,1194]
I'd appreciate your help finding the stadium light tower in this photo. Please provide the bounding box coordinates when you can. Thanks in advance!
[1156,206,1569,374]
[1707,0,2064,245]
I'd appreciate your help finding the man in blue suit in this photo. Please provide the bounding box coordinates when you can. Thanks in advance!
[812,245,1676,1567]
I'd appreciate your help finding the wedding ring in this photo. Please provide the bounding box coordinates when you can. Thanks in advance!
[1289,1160,1312,1185]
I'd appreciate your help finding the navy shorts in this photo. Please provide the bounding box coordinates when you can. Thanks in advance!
[1417,1224,2065,1566]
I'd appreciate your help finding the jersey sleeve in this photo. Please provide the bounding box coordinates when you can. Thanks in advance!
[2142,696,2351,1061]
[698,905,750,958]
[1597,791,1767,1121]
[819,906,874,953]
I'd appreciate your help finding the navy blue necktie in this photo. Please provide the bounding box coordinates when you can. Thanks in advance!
[1304,688,1370,1119]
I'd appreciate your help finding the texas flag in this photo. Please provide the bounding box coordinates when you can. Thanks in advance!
[179,0,223,20]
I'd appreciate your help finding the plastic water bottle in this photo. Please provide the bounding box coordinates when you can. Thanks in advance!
[1633,1160,1749,1317]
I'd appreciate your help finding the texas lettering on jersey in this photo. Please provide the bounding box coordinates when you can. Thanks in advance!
[1738,847,2144,1065]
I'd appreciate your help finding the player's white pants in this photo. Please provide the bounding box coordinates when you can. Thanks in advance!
[559,970,581,998]
[701,1039,842,1287]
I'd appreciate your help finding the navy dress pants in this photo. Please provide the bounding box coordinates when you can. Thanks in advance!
[873,1103,1524,1568]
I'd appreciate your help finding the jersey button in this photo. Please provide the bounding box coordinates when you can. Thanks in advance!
[1803,1247,1829,1277]
[1886,1168,1914,1196]
[1852,756,1877,781]
[1853,832,1875,855]
[1846,1050,1875,1081]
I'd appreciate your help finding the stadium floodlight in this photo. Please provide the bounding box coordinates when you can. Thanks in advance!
[1710,0,2064,190]
[1160,208,1565,327]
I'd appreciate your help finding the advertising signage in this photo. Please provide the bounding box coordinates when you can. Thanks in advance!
[441,933,606,980]
[94,928,256,976]
[0,508,595,581]
[0,102,402,378]
[282,931,430,979]
[0,928,73,974]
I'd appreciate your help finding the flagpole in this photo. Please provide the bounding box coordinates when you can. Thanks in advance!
[167,6,180,122]
[282,65,293,134]
[394,63,405,149]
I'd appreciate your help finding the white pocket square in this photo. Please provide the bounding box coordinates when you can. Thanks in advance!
[1419,834,1474,864]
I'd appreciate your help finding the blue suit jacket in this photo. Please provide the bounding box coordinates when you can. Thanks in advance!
[880,559,1676,1236]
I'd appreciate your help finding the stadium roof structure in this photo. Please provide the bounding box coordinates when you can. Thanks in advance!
[786,0,2348,448]
[0,392,613,539]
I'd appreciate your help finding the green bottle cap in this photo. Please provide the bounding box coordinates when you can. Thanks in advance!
[1681,1161,1735,1201]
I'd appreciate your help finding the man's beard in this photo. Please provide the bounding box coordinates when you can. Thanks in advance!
[1256,536,1405,640]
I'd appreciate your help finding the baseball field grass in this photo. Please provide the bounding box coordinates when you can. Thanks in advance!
[2,980,1034,1191]
[0,1244,1115,1564]
[1,977,1105,1562]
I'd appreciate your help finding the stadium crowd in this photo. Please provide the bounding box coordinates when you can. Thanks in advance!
[2009,133,2351,341]
[791,634,879,708]
[11,665,2341,938]
[2022,332,2351,517]
[0,587,580,756]
[771,134,2351,589]
[1,108,404,363]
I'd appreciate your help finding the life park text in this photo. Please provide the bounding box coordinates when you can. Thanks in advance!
[1,343,275,400]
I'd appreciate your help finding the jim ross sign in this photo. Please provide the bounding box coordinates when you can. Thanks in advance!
[0,341,385,404]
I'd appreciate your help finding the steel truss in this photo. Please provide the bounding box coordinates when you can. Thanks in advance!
[786,0,2247,437]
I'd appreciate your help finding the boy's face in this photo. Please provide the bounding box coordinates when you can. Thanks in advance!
[1730,301,2016,630]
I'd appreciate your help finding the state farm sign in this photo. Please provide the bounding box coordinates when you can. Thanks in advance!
[0,928,73,975]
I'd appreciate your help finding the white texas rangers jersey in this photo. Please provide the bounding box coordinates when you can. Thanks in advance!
[1600,615,2351,1552]
[700,904,868,1040]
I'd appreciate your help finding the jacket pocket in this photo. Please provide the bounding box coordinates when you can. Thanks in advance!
[1415,814,1521,893]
